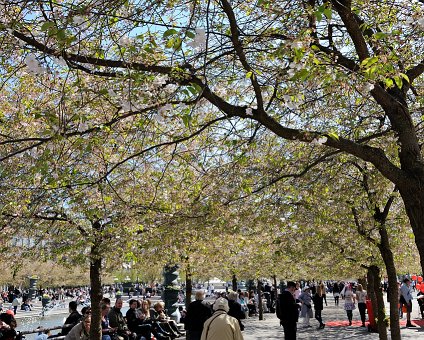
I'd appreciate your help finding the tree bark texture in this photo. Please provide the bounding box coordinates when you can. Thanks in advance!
[368,265,388,340]
[89,243,103,340]
[185,265,192,310]
[377,226,401,340]
[257,280,263,321]
[400,187,424,273]
[232,274,237,292]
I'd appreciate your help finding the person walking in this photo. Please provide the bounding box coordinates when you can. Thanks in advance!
[294,283,302,303]
[333,282,340,306]
[11,297,19,315]
[355,284,367,327]
[200,298,243,340]
[343,285,356,326]
[298,287,313,327]
[400,278,416,327]
[185,291,213,340]
[319,282,327,306]
[227,292,246,331]
[276,281,299,340]
[312,285,325,329]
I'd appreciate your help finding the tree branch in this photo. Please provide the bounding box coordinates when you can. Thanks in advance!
[219,0,265,113]
[331,0,370,61]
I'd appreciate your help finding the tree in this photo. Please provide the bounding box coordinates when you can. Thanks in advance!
[3,0,424,274]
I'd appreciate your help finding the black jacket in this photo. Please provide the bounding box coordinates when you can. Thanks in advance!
[277,291,299,323]
[126,308,142,333]
[228,300,245,331]
[62,310,82,335]
[312,293,324,311]
[184,300,213,332]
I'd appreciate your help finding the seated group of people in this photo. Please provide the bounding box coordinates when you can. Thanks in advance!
[0,310,21,340]
[60,297,184,340]
[123,298,184,340]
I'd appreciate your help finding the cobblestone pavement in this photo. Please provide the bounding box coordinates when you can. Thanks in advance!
[242,295,424,339]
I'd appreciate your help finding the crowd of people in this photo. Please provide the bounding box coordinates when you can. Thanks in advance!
[44,290,248,340]
[276,278,424,340]
[2,277,424,340]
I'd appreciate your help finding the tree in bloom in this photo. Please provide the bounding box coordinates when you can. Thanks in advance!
[1,2,424,339]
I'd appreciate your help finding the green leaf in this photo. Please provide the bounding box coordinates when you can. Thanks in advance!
[293,68,309,81]
[374,32,387,40]
[246,71,253,79]
[323,8,332,19]
[56,28,66,41]
[384,78,394,88]
[314,11,322,21]
[360,56,378,68]
[165,38,174,49]
[399,73,410,83]
[364,65,378,77]
[187,86,197,95]
[41,21,55,31]
[327,131,339,140]
[393,76,403,89]
[190,83,202,94]
[163,29,178,38]
[185,31,195,39]
[173,37,182,51]
[182,114,192,127]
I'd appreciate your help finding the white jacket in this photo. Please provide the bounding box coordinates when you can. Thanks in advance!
[201,310,243,340]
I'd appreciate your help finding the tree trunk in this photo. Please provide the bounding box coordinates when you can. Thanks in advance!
[89,243,103,340]
[185,264,192,310]
[257,280,263,321]
[232,274,237,292]
[368,265,388,340]
[377,226,401,340]
[400,188,424,273]
[273,275,278,301]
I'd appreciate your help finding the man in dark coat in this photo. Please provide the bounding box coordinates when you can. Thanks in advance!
[62,301,82,335]
[184,291,213,340]
[276,281,299,340]
[227,292,246,331]
[109,298,136,340]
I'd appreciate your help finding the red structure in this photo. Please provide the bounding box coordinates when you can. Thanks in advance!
[366,299,377,332]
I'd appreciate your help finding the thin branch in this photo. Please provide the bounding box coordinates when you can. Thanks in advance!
[220,0,265,113]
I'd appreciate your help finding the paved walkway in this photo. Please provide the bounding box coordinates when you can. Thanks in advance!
[242,295,424,339]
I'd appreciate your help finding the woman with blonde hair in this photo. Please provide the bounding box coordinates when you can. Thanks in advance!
[355,284,367,327]
[312,285,325,329]
[319,282,327,306]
